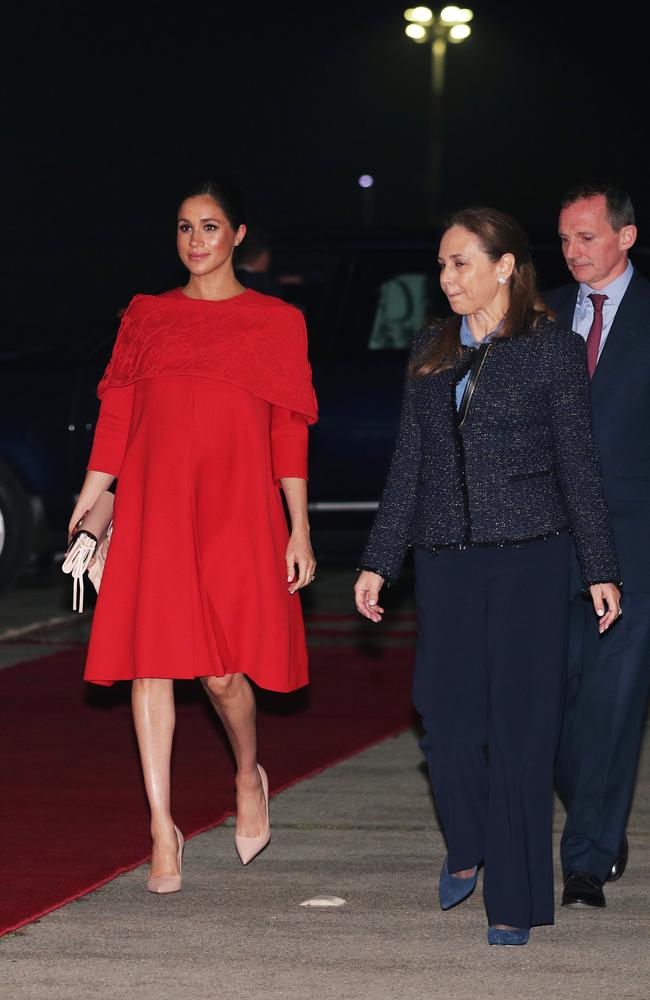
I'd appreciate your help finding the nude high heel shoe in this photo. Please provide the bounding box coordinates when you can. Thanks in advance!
[146,824,184,894]
[235,764,271,866]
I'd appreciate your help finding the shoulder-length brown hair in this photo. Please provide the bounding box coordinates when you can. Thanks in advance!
[410,206,550,379]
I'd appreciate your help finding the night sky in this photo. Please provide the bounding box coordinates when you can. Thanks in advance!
[5,1,647,326]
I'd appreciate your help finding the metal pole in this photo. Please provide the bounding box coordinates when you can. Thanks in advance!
[361,185,374,227]
[430,33,446,221]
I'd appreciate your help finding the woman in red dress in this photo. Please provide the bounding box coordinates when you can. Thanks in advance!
[69,179,317,892]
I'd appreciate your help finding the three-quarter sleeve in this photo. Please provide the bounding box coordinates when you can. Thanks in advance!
[87,384,135,478]
[270,404,309,482]
[547,331,620,587]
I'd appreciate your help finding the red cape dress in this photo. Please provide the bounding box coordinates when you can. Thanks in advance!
[83,288,318,690]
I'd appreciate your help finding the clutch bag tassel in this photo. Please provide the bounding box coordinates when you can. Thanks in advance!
[61,491,114,612]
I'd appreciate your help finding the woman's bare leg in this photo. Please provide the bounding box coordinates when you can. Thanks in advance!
[201,673,266,838]
[131,678,180,877]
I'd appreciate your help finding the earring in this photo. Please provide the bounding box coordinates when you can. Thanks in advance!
[498,275,507,285]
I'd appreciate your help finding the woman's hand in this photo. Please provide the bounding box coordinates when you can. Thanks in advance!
[68,499,89,542]
[286,527,316,594]
[67,471,116,541]
[354,570,385,623]
[589,582,622,634]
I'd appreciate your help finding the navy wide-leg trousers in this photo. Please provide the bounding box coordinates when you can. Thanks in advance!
[413,534,570,928]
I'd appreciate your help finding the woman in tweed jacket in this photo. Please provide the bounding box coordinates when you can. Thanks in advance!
[354,207,621,947]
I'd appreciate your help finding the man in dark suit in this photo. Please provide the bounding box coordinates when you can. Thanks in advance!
[547,182,650,908]
[234,226,284,297]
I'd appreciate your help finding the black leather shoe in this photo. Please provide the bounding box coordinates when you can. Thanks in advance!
[562,872,606,908]
[606,835,628,882]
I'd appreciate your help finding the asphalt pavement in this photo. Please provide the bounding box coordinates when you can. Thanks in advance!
[1,564,649,1000]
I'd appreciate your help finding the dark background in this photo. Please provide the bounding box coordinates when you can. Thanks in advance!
[4,0,647,327]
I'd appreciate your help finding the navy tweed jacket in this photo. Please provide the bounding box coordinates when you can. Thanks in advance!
[360,316,620,588]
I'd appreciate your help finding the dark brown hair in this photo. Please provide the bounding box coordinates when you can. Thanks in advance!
[410,206,549,379]
[561,181,635,230]
[179,178,247,230]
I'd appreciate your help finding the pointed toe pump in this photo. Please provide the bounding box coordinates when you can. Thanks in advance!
[235,764,271,866]
[439,856,478,910]
[487,926,529,946]
[146,824,184,894]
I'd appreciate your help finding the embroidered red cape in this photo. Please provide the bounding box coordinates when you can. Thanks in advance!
[97,289,318,423]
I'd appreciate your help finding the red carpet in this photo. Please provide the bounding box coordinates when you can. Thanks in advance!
[0,642,415,936]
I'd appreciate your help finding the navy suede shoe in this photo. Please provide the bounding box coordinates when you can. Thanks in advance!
[487,926,529,946]
[438,856,478,910]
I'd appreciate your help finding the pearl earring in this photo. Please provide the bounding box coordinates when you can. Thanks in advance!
[498,276,507,285]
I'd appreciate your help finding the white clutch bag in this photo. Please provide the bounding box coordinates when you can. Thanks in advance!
[62,491,115,612]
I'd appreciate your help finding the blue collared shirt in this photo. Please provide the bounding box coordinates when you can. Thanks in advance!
[572,261,634,361]
[455,317,498,409]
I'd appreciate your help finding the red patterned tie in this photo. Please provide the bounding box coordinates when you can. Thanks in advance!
[586,293,607,378]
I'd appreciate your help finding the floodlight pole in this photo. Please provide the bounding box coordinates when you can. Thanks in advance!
[430,33,447,221]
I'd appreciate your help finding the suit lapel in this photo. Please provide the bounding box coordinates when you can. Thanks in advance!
[552,289,578,332]
[551,285,578,330]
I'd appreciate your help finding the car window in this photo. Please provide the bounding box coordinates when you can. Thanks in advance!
[368,272,430,350]
[323,247,444,357]
[272,246,344,352]
[253,238,650,360]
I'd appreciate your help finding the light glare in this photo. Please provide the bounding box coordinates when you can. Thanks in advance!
[358,175,374,189]
[404,6,433,24]
[405,23,427,41]
[440,5,461,22]
[449,23,471,40]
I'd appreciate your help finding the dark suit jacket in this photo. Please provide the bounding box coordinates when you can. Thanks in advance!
[546,269,650,593]
[360,317,619,588]
[235,268,283,297]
